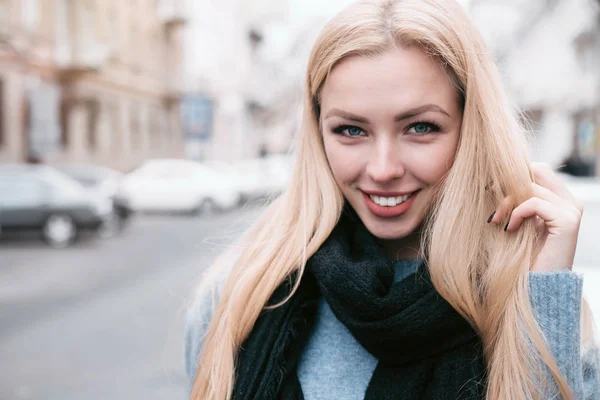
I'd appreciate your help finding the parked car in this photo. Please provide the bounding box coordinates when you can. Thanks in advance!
[53,162,133,234]
[204,161,245,194]
[0,165,114,247]
[118,159,242,214]
[231,155,293,201]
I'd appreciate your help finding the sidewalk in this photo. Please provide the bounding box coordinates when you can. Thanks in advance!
[561,175,600,202]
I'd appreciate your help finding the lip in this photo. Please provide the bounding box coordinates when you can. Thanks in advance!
[362,189,418,197]
[361,190,420,218]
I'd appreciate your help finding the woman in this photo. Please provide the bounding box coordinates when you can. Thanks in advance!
[185,0,599,398]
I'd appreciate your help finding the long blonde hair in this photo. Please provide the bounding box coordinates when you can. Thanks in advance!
[191,0,582,398]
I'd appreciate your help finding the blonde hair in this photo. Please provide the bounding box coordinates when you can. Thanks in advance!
[190,0,588,398]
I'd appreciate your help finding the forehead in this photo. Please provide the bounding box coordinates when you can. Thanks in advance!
[320,46,459,115]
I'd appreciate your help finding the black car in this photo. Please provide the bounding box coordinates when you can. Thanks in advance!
[53,163,133,230]
[0,165,114,247]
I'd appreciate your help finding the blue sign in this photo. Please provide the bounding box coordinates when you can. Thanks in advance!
[181,94,214,141]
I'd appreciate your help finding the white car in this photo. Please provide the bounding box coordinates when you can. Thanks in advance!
[204,161,246,194]
[118,159,242,214]
[232,155,293,200]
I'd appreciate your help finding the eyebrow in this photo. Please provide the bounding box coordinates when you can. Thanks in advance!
[323,104,451,123]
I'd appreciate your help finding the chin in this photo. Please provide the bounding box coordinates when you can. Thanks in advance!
[363,219,417,241]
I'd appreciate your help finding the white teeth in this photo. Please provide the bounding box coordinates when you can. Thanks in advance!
[369,193,413,207]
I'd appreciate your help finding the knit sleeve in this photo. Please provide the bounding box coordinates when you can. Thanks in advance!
[529,271,600,399]
[184,260,234,387]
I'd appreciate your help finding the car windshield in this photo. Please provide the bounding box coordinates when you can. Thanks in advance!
[54,164,118,187]
[40,168,88,197]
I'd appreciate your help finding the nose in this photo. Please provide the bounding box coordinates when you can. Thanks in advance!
[365,137,405,183]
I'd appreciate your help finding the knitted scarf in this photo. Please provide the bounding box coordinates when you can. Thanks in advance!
[233,212,487,399]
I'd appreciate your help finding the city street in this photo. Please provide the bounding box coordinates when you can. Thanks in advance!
[0,0,597,398]
[0,195,599,400]
[0,205,263,400]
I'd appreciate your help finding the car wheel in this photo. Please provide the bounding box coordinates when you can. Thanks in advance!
[43,214,77,248]
[197,198,217,215]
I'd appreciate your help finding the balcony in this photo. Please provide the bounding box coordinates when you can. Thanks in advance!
[54,0,113,79]
[56,42,112,79]
[157,0,187,29]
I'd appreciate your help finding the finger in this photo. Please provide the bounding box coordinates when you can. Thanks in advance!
[531,162,578,204]
[488,195,513,224]
[505,197,558,232]
[532,183,571,208]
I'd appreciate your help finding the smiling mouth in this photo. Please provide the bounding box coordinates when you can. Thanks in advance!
[367,192,416,207]
[361,190,420,218]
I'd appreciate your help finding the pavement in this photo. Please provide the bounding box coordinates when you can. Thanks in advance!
[561,174,600,202]
[0,205,263,400]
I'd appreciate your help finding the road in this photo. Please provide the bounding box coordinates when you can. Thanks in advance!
[0,200,599,400]
[0,205,262,400]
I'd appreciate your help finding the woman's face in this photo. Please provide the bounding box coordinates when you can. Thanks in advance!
[320,46,463,256]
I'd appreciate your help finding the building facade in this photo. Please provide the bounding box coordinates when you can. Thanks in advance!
[0,0,187,171]
[470,0,600,175]
[184,0,299,162]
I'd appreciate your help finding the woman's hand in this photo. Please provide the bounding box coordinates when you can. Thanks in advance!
[488,163,584,272]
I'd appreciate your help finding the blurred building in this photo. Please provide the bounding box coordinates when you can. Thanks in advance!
[184,0,314,162]
[471,0,600,175]
[0,0,187,171]
[184,0,600,169]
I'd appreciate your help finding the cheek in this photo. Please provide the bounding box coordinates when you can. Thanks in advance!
[323,137,364,184]
[408,139,458,183]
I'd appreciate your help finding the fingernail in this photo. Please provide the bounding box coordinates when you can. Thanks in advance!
[487,211,496,223]
[504,219,510,231]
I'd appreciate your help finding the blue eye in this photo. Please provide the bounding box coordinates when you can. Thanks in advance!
[407,122,440,136]
[332,125,365,137]
[346,127,363,136]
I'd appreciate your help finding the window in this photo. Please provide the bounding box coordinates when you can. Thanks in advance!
[87,99,100,150]
[130,24,142,73]
[150,107,161,148]
[79,1,95,56]
[130,104,140,148]
[0,175,46,208]
[108,102,120,152]
[575,30,599,73]
[0,0,10,22]
[21,0,40,33]
[0,78,4,147]
[54,0,72,65]
[60,98,70,148]
[160,109,168,141]
[106,6,118,52]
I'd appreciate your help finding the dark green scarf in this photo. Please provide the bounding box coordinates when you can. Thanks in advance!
[234,211,487,399]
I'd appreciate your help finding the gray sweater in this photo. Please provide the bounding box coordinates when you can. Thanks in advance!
[185,261,600,399]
